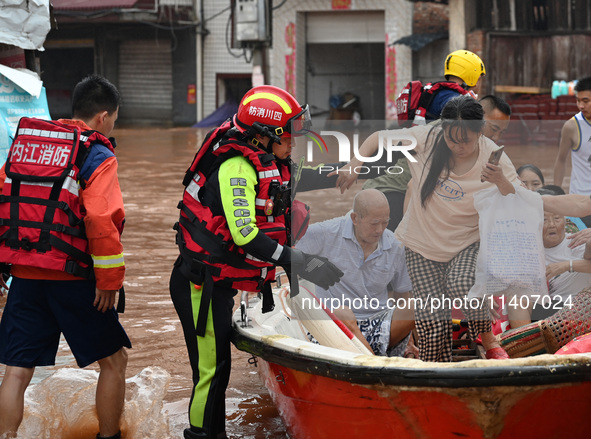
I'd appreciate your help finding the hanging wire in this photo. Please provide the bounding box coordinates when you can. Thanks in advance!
[204,5,231,23]
[225,7,246,59]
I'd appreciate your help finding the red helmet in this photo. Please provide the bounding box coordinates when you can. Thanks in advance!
[233,85,311,142]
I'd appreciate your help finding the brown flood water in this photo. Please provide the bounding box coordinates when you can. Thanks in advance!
[104,126,289,438]
[0,126,564,439]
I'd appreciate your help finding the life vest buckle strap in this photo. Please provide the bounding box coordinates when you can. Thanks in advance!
[54,223,67,233]
[20,237,31,251]
[189,257,205,276]
[48,235,93,267]
[64,260,95,280]
[259,153,276,167]
[12,238,50,253]
[58,201,70,212]
[189,254,222,277]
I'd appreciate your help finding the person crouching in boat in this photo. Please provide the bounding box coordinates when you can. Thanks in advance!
[296,188,416,357]
[169,85,343,439]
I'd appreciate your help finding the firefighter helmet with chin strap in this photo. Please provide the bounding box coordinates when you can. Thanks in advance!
[444,50,486,88]
[233,85,311,150]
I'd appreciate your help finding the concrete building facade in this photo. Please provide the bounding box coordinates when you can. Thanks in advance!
[199,0,412,124]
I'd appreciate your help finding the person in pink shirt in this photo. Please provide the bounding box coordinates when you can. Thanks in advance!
[393,96,518,361]
[335,96,519,361]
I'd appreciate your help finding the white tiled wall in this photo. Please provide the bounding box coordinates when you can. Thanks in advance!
[200,0,412,120]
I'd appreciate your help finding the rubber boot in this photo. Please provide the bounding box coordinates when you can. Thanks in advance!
[183,427,208,439]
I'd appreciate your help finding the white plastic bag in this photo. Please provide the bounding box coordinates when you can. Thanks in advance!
[468,184,548,299]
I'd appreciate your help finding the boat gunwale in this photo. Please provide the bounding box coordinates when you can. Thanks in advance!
[232,326,591,389]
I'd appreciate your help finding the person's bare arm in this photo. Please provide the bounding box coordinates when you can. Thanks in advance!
[543,194,591,217]
[481,163,515,195]
[546,259,591,279]
[584,238,591,260]
[567,228,591,249]
[553,119,577,189]
[403,179,413,213]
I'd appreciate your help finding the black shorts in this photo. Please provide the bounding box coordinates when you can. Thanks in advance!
[0,277,131,368]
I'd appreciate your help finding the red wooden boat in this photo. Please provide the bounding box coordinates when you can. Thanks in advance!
[231,283,591,439]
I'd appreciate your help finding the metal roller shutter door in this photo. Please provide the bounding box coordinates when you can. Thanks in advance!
[118,40,173,123]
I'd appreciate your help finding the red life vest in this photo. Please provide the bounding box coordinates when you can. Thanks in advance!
[0,117,115,279]
[174,120,290,292]
[396,80,471,127]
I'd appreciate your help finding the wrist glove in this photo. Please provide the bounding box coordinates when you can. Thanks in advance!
[290,248,344,290]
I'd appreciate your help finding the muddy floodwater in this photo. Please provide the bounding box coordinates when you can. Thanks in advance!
[0,125,564,438]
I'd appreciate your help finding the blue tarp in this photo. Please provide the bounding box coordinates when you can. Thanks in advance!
[193,99,238,128]
[391,33,447,51]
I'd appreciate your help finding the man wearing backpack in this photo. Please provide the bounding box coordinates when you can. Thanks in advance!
[397,49,486,126]
[0,75,130,439]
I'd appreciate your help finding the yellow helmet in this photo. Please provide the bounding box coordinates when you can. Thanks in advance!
[444,50,486,88]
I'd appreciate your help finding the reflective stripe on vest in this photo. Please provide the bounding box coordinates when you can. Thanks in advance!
[5,172,80,197]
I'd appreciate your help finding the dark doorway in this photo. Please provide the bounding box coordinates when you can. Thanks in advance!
[39,47,94,119]
[306,42,385,122]
[216,74,252,107]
